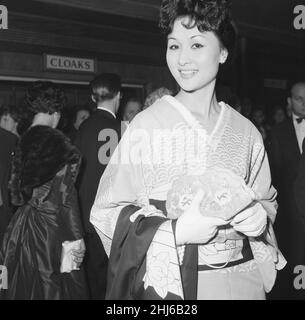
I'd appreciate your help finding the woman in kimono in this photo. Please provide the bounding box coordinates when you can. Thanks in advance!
[91,0,286,300]
[0,81,88,300]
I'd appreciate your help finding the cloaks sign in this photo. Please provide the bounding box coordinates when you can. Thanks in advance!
[0,5,8,29]
[44,54,96,73]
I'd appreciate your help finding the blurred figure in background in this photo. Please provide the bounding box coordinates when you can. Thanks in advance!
[251,108,270,142]
[122,98,142,123]
[286,103,292,118]
[0,105,21,137]
[240,97,253,120]
[268,81,305,299]
[143,87,173,110]
[66,105,91,143]
[0,81,88,300]
[75,73,122,300]
[294,137,305,300]
[272,105,287,126]
[0,127,17,246]
[74,106,91,130]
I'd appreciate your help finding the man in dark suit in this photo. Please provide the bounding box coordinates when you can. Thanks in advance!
[268,81,305,299]
[0,127,17,246]
[75,73,122,299]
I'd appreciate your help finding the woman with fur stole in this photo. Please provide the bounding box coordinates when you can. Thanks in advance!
[0,81,88,300]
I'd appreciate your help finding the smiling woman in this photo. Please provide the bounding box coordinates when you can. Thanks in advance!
[91,0,286,301]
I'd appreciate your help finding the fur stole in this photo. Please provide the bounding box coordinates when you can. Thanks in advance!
[10,125,81,205]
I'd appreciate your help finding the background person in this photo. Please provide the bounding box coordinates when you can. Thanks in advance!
[66,105,92,143]
[75,73,122,299]
[0,105,21,137]
[122,97,142,123]
[268,81,305,299]
[0,81,88,300]
[0,127,17,246]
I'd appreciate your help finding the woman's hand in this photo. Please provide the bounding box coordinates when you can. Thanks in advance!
[175,190,228,245]
[71,239,86,268]
[230,202,267,237]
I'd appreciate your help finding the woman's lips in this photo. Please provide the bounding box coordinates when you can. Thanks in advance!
[179,70,198,79]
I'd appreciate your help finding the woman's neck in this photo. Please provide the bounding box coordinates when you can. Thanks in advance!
[175,80,220,119]
[31,113,54,128]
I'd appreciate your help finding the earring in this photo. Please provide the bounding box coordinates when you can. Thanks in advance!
[220,51,228,64]
[220,56,227,64]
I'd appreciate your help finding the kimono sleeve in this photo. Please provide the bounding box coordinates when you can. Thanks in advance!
[90,122,165,256]
[248,128,286,271]
[248,130,277,224]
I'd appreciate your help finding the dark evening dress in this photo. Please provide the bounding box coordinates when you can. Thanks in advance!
[0,125,88,300]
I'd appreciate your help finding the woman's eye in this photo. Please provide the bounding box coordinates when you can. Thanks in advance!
[168,44,179,50]
[192,43,204,49]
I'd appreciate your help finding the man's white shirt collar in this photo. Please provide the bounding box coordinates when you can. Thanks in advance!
[97,107,116,119]
[292,112,305,124]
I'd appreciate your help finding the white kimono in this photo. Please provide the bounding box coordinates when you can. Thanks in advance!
[91,95,286,300]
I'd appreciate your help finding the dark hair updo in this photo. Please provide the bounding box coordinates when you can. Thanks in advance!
[25,81,66,114]
[159,0,236,61]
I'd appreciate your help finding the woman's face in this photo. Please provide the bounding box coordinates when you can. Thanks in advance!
[166,17,227,93]
[0,114,18,134]
[123,101,141,122]
[274,108,286,124]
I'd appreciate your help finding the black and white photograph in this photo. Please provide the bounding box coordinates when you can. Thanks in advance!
[0,0,305,303]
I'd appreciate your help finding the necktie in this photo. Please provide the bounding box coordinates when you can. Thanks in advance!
[296,117,305,124]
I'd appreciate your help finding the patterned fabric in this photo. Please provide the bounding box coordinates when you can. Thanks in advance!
[197,260,265,300]
[106,204,190,300]
[144,220,184,299]
[91,95,286,299]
